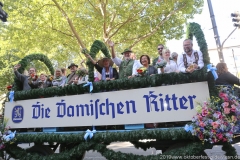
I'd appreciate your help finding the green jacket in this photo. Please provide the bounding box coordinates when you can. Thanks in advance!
[119,59,134,79]
[152,57,159,67]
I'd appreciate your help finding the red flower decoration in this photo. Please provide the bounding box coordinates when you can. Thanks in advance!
[6,85,12,91]
[137,69,143,74]
[30,74,38,80]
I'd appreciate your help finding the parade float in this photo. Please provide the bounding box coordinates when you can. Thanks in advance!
[1,22,240,160]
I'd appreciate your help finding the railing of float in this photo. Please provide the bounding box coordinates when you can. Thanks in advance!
[2,22,238,160]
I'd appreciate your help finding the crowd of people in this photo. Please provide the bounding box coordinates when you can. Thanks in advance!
[12,39,240,114]
[14,39,206,90]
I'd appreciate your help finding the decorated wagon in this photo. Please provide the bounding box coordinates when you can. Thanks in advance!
[1,23,240,160]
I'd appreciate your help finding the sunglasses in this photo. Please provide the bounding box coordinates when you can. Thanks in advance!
[158,48,163,50]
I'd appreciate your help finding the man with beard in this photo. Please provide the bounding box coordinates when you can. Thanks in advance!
[178,39,204,73]
[108,41,142,79]
[152,44,164,66]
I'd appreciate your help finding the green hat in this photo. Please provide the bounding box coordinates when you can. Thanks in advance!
[68,63,78,69]
[121,48,133,55]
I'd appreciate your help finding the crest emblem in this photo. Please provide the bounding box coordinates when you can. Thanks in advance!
[12,105,24,123]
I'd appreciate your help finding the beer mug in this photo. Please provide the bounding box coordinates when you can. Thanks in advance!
[188,62,194,70]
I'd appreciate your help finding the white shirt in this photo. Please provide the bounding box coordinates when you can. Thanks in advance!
[77,75,89,85]
[112,57,142,75]
[177,50,204,73]
[158,55,164,61]
[164,60,178,73]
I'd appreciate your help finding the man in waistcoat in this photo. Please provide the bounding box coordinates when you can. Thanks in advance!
[152,44,165,66]
[178,39,204,73]
[65,63,79,85]
[108,41,142,79]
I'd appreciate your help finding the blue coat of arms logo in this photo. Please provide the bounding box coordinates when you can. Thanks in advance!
[12,105,24,123]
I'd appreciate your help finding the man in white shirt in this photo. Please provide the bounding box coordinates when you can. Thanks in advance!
[108,41,142,78]
[178,39,204,73]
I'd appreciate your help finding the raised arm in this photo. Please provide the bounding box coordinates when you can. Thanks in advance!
[85,54,97,65]
[108,40,122,66]
[13,64,26,83]
[108,40,116,59]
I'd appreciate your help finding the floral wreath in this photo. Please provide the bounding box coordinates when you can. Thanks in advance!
[185,87,240,144]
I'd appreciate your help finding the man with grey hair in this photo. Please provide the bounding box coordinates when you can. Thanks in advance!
[108,40,142,79]
[178,39,204,73]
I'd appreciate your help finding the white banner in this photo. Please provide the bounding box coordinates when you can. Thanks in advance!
[5,82,209,128]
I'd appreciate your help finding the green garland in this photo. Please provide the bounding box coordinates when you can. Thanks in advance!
[186,22,218,96]
[83,40,111,82]
[15,128,194,143]
[13,54,54,91]
[6,141,208,160]
[222,143,239,160]
[186,22,210,65]
[5,129,211,160]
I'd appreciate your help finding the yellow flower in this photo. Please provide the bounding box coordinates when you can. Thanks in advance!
[195,105,202,113]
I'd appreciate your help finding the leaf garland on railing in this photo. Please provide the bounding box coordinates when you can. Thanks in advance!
[5,129,210,160]
[13,54,55,91]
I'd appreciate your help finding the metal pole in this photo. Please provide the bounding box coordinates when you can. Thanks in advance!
[222,27,238,49]
[232,49,239,78]
[207,0,225,62]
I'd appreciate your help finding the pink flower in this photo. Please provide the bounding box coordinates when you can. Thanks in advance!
[202,108,208,116]
[198,115,203,121]
[211,129,216,134]
[211,122,219,129]
[231,105,236,112]
[216,133,223,140]
[219,92,228,101]
[199,121,205,127]
[157,60,161,62]
[215,111,222,118]
[222,137,227,142]
[223,102,229,108]
[224,108,230,114]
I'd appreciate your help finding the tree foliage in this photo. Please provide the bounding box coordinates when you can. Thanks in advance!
[0,0,204,94]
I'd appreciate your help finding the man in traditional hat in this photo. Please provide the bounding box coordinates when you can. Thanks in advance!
[85,54,118,81]
[65,63,79,85]
[152,44,165,66]
[108,41,142,79]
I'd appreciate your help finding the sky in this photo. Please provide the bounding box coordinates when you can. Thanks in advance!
[167,0,240,54]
